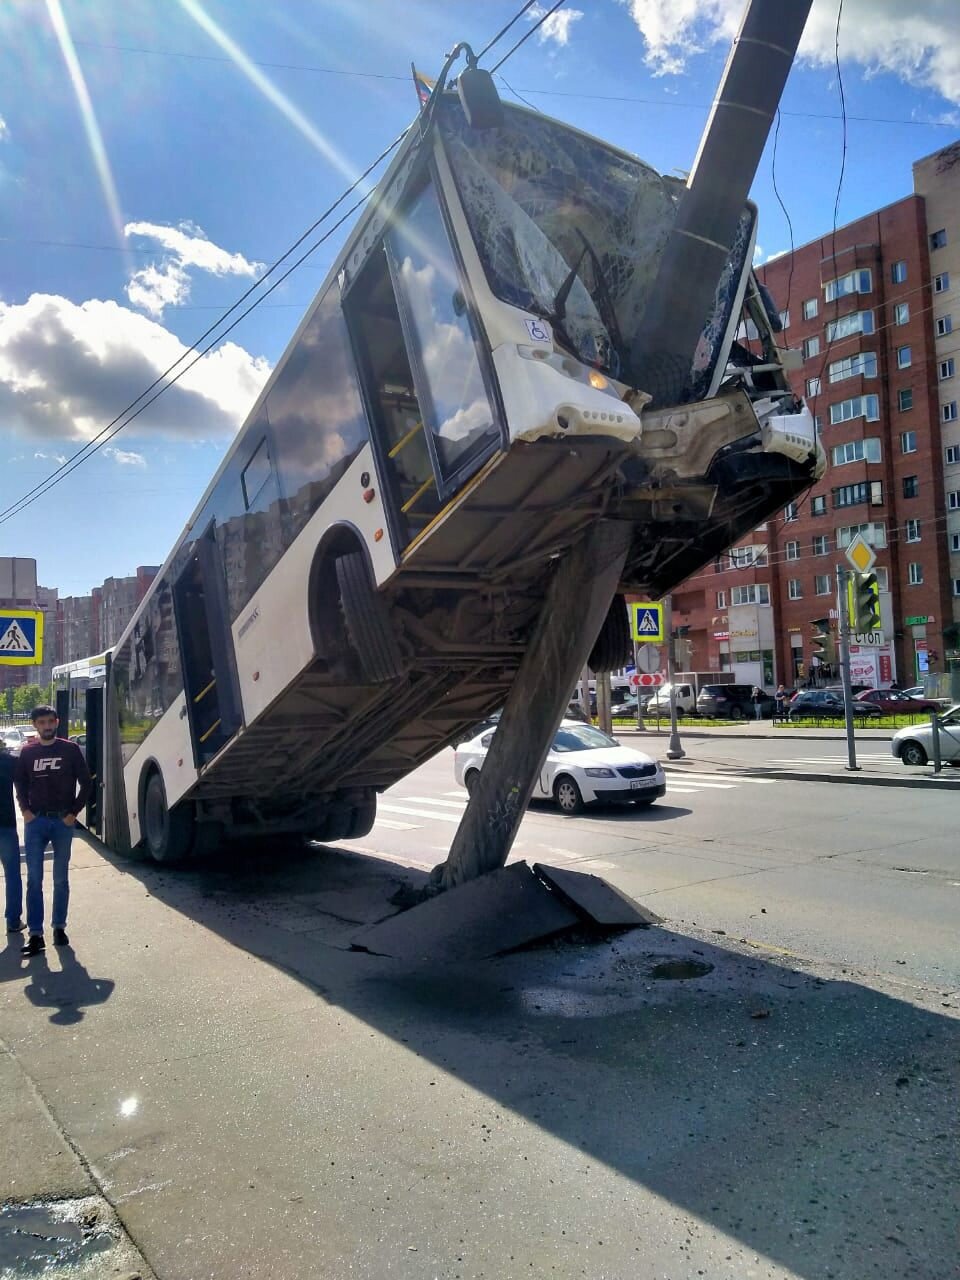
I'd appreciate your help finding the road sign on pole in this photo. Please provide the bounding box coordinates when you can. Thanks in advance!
[0,609,43,667]
[844,532,876,574]
[630,602,664,642]
[636,644,661,674]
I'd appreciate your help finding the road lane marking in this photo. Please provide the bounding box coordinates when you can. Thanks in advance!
[398,795,467,810]
[665,770,774,785]
[379,803,462,823]
[373,817,419,830]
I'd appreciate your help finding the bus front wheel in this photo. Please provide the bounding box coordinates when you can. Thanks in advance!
[143,770,195,863]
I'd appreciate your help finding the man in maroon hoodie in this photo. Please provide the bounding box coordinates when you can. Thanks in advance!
[14,705,91,956]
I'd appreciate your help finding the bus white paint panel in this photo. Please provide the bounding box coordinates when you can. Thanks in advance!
[123,690,195,846]
[491,345,644,445]
[232,443,393,729]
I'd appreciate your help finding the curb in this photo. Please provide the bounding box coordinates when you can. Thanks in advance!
[665,765,960,790]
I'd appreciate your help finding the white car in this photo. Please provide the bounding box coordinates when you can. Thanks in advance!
[891,704,960,766]
[454,720,667,814]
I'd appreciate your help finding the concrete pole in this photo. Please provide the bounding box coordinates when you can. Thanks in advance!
[597,671,613,736]
[665,595,685,760]
[836,565,860,772]
[438,520,632,890]
[631,0,814,405]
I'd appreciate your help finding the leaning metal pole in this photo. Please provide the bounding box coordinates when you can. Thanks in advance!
[664,594,685,761]
[836,565,860,772]
[437,520,632,890]
[631,0,814,405]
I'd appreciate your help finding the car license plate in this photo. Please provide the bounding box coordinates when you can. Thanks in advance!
[630,779,642,790]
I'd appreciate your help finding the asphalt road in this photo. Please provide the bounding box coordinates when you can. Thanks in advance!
[0,746,957,1280]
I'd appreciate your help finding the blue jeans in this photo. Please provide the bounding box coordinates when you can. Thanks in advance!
[0,827,21,926]
[24,816,74,935]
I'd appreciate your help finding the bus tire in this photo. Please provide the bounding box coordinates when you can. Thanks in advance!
[335,552,405,684]
[589,594,632,673]
[345,791,376,839]
[142,770,194,863]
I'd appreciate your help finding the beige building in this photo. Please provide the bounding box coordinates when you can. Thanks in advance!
[913,141,960,650]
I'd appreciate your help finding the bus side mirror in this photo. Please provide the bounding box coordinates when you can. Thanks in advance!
[457,65,504,130]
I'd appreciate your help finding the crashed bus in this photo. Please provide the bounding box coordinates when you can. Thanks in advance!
[87,75,822,863]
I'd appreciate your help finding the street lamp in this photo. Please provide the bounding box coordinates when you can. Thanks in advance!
[665,595,686,760]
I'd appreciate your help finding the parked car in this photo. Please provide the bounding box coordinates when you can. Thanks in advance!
[900,684,953,709]
[1,731,23,757]
[855,688,941,715]
[645,682,697,716]
[696,683,774,720]
[454,719,666,814]
[891,705,960,766]
[789,690,881,720]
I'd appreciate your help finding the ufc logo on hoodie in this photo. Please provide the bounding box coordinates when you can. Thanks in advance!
[34,758,62,772]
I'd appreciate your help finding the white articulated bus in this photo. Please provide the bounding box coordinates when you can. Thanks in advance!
[85,86,821,862]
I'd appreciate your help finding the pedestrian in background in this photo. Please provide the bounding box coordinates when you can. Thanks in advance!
[775,684,787,721]
[13,705,91,957]
[0,737,22,934]
[751,685,763,721]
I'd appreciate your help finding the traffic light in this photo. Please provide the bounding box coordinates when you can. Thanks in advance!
[810,617,836,666]
[850,571,881,632]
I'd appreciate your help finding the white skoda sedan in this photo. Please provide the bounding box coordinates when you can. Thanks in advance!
[454,720,667,814]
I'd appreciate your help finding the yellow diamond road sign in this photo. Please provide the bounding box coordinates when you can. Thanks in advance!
[844,533,876,574]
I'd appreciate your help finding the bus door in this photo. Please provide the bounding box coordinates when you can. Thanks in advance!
[172,525,241,767]
[343,174,501,552]
[83,685,103,835]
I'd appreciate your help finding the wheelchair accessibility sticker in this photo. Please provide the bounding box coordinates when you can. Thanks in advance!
[523,317,551,343]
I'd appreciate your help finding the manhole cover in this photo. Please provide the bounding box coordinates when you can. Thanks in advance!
[651,959,714,980]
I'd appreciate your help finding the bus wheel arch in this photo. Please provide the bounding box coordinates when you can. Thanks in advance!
[139,764,195,863]
[308,525,404,683]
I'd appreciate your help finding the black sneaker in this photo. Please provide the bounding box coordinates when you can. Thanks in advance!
[53,928,69,947]
[6,918,24,933]
[21,934,45,956]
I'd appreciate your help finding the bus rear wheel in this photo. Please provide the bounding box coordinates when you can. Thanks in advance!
[143,770,195,863]
[588,594,631,673]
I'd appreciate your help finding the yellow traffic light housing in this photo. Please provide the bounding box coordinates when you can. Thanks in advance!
[849,571,880,632]
[810,617,837,666]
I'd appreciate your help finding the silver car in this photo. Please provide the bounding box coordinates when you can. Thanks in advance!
[891,705,960,766]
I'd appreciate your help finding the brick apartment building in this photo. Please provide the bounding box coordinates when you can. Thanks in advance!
[673,145,960,691]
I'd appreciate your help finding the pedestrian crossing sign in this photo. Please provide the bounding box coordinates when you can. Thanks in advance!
[630,602,664,643]
[0,609,43,667]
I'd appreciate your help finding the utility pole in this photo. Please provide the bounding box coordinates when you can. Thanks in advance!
[836,565,859,772]
[633,640,645,732]
[597,670,613,735]
[665,594,685,760]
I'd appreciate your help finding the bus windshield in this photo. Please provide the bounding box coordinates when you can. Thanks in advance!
[439,99,753,394]
[439,100,675,380]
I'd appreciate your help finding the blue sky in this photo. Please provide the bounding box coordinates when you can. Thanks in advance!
[1,0,958,596]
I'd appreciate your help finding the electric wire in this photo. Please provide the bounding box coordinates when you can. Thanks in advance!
[476,1,539,61]
[490,0,567,73]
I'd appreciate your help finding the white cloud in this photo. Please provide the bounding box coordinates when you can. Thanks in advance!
[619,0,960,104]
[124,220,263,318]
[0,293,271,443]
[0,115,8,142]
[104,446,147,467]
[34,450,67,465]
[528,3,584,47]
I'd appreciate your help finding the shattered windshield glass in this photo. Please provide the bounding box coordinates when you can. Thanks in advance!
[438,99,754,399]
[439,99,676,379]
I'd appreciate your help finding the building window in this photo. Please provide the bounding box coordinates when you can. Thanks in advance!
[812,534,829,556]
[894,302,910,325]
[788,579,802,600]
[954,579,960,596]
[908,562,924,585]
[837,522,886,548]
[731,584,770,606]
[814,415,823,435]
[900,431,917,454]
[931,229,948,250]
[898,388,914,412]
[833,482,873,508]
[814,574,831,596]
[803,297,819,320]
[952,533,960,553]
[897,345,912,369]
[934,272,950,294]
[905,518,921,542]
[784,502,798,522]
[940,358,956,380]
[785,540,800,561]
[828,351,877,383]
[831,437,881,465]
[779,310,791,330]
[891,260,908,284]
[946,445,960,465]
[830,396,880,427]
[806,376,821,397]
[811,495,827,516]
[802,335,821,360]
[944,402,959,423]
[824,269,872,302]
[876,567,889,592]
[826,311,875,342]
[902,475,919,499]
[949,491,960,510]
[716,590,726,608]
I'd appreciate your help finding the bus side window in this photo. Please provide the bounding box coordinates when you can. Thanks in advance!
[241,438,274,511]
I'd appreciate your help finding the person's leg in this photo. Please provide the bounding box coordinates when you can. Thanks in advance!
[23,816,50,937]
[0,827,22,927]
[49,820,73,932]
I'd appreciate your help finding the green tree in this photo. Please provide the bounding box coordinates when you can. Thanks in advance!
[12,683,47,715]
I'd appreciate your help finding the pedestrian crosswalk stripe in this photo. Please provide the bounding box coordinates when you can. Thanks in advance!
[379,802,462,823]
[664,778,736,789]
[399,795,466,810]
[374,817,419,831]
[665,769,775,786]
